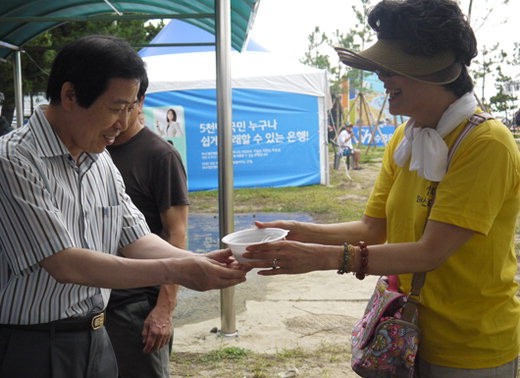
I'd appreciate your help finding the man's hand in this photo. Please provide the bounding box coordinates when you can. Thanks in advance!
[142,304,173,354]
[205,248,235,265]
[169,255,247,291]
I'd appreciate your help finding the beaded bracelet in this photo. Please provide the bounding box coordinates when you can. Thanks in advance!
[356,241,369,280]
[337,242,352,274]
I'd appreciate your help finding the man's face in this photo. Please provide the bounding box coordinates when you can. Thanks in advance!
[119,96,143,134]
[64,77,139,157]
[114,95,144,145]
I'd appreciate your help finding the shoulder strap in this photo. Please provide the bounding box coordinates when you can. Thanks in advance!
[402,112,492,321]
[447,112,493,163]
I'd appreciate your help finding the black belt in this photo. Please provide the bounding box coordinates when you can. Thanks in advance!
[1,312,105,332]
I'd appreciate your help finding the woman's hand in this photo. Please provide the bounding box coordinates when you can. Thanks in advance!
[254,220,308,242]
[242,240,341,276]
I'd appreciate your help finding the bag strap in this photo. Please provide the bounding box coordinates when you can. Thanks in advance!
[401,111,493,321]
[447,112,493,163]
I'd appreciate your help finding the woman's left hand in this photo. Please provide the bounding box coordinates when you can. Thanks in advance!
[242,240,339,275]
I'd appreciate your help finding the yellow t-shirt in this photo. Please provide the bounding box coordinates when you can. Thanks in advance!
[365,115,520,368]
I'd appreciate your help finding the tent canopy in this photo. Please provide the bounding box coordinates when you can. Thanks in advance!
[145,50,331,102]
[141,19,330,102]
[0,0,259,59]
[139,18,266,57]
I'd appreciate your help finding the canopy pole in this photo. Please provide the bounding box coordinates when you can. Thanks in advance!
[13,50,23,128]
[215,0,237,337]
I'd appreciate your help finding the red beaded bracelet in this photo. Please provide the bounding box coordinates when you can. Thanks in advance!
[356,241,369,280]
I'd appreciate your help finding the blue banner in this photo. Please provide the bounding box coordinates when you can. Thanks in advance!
[144,89,321,191]
[350,125,396,147]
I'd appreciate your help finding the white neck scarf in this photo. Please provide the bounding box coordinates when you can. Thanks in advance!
[393,92,477,181]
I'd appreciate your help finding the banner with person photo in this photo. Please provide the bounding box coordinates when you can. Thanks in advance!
[144,88,322,191]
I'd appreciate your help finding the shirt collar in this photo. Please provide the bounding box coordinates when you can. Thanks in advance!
[29,105,98,164]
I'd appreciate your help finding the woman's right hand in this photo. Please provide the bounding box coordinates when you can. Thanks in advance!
[242,239,341,275]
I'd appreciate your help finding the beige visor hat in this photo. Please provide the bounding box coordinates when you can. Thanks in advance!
[335,39,462,84]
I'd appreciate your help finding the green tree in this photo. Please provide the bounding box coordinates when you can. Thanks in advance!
[329,0,375,129]
[301,0,375,129]
[0,19,164,124]
[329,0,375,95]
[300,26,333,72]
[466,0,513,110]
[489,66,517,120]
[470,44,508,111]
[512,42,520,65]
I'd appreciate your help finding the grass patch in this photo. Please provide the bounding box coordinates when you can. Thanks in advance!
[189,146,385,224]
[202,347,249,361]
[170,344,351,378]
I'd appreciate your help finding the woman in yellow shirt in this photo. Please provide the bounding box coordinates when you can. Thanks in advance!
[243,0,520,376]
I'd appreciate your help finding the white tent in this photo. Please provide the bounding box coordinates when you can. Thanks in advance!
[144,50,331,99]
[141,42,331,191]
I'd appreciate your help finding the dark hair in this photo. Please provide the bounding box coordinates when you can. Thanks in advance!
[167,108,177,122]
[368,0,477,96]
[0,116,13,136]
[46,35,147,107]
[137,70,149,101]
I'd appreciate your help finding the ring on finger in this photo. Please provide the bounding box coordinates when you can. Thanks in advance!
[271,258,279,269]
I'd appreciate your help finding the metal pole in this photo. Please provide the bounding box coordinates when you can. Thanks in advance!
[215,0,236,337]
[13,51,23,128]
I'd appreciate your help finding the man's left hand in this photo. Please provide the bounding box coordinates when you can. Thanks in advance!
[142,306,173,354]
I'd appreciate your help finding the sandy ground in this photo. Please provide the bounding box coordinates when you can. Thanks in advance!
[170,264,519,377]
[172,269,378,355]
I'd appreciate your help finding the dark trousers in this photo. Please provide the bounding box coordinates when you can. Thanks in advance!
[106,299,171,378]
[0,325,117,378]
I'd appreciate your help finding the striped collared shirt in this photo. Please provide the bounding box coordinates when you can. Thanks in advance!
[0,106,150,324]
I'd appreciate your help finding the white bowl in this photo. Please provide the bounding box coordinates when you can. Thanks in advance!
[221,227,289,262]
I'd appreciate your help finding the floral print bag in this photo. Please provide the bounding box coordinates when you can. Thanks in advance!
[351,275,421,377]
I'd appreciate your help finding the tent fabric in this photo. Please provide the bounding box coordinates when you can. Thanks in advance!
[141,21,332,191]
[139,19,266,57]
[144,50,331,103]
[141,20,330,103]
[0,0,259,59]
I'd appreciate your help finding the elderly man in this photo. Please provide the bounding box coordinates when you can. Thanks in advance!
[0,35,246,378]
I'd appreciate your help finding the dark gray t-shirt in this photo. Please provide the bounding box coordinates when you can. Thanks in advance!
[107,126,189,307]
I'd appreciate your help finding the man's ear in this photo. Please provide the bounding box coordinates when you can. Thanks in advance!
[60,82,76,110]
[134,95,144,116]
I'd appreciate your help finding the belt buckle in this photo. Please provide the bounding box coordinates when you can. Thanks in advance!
[91,312,105,330]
